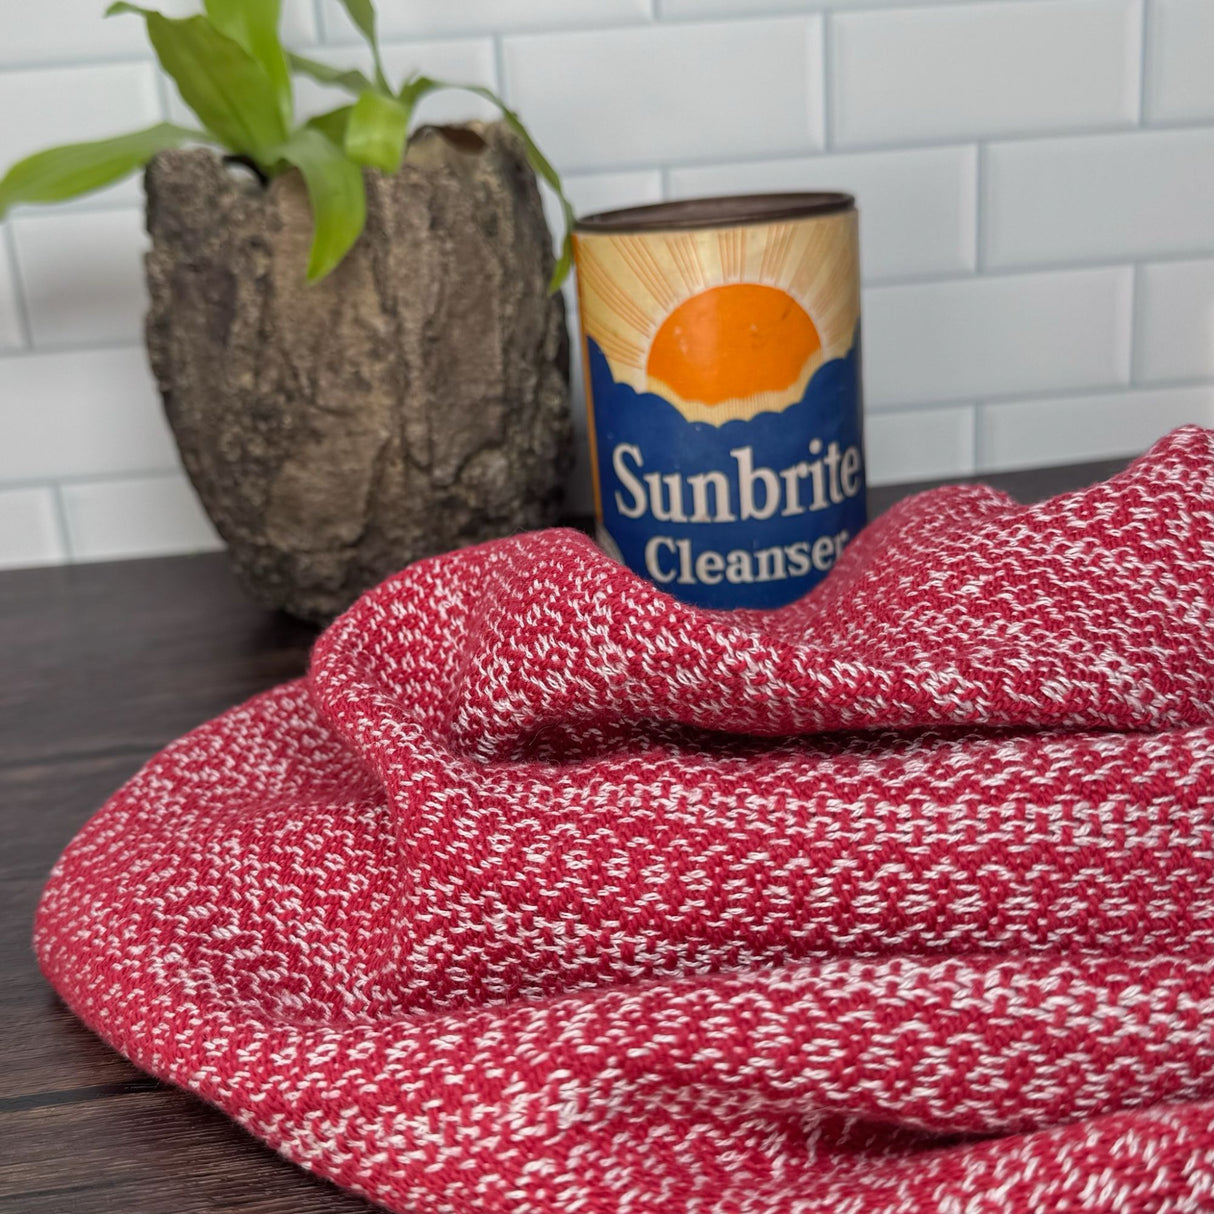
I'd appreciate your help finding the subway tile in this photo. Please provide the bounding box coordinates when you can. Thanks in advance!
[11,209,148,348]
[0,0,316,66]
[864,405,976,487]
[977,385,1214,472]
[0,487,65,570]
[831,0,1141,149]
[324,0,651,41]
[0,62,162,175]
[62,473,221,562]
[1136,258,1214,383]
[668,145,977,283]
[0,1,151,66]
[279,38,500,128]
[503,18,824,172]
[0,238,23,351]
[1146,0,1214,123]
[863,268,1132,409]
[983,128,1214,269]
[0,347,175,481]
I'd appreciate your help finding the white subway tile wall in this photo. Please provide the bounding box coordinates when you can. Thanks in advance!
[0,0,1210,568]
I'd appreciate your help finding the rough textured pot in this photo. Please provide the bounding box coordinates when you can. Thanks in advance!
[143,123,572,622]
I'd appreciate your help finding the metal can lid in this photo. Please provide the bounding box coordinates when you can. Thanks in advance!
[574,192,855,234]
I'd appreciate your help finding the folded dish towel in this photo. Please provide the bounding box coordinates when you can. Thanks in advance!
[36,426,1214,1213]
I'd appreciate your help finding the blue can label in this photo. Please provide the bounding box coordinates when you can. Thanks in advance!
[574,209,866,610]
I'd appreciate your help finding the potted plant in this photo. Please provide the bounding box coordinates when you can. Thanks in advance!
[0,0,575,621]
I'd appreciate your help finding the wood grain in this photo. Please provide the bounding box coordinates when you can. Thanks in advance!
[0,457,1129,1211]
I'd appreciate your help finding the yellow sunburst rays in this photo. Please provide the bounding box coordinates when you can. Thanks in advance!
[574,210,860,427]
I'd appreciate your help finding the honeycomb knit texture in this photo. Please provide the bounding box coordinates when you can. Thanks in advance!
[35,426,1214,1212]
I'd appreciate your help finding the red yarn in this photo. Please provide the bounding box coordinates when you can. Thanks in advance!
[36,426,1214,1212]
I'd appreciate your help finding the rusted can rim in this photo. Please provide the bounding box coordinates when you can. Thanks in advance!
[575,192,855,234]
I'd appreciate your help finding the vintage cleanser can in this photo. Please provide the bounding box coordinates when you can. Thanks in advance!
[573,193,866,610]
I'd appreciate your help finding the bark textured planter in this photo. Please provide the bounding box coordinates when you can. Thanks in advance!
[144,123,572,622]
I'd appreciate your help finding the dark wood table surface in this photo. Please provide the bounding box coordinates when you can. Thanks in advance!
[0,458,1128,1212]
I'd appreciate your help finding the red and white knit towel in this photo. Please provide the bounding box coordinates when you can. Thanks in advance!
[36,426,1214,1212]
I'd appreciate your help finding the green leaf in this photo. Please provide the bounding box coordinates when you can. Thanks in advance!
[288,52,373,97]
[203,0,292,130]
[397,78,575,292]
[108,4,287,163]
[272,128,366,282]
[0,123,203,218]
[397,73,438,110]
[332,0,390,94]
[306,104,353,146]
[344,91,408,174]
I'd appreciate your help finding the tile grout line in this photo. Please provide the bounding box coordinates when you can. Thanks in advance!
[865,374,1214,418]
[0,337,145,358]
[48,482,74,561]
[654,0,1049,20]
[1,223,35,351]
[972,399,987,471]
[491,31,508,97]
[820,12,835,152]
[152,64,172,122]
[1128,262,1144,386]
[973,142,987,273]
[0,50,155,73]
[1136,0,1152,124]
[1,468,186,492]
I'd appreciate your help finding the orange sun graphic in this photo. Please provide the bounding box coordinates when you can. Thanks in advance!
[646,283,822,410]
[574,212,859,425]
